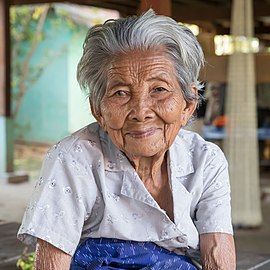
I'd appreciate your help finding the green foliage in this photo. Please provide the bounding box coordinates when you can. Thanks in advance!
[10,4,84,61]
[10,6,45,51]
[16,252,35,270]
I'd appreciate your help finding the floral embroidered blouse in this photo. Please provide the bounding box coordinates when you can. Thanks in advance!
[17,122,233,256]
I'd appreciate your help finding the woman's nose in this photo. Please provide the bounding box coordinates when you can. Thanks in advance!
[127,96,155,122]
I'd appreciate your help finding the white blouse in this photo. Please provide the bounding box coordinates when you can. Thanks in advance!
[18,122,233,256]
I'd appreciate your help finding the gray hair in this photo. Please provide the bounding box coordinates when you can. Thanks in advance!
[77,9,205,114]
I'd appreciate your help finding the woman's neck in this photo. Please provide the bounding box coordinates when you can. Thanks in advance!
[126,152,168,188]
[127,152,174,221]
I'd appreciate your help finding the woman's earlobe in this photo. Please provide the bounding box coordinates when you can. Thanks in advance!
[181,100,197,126]
[90,97,100,120]
[182,112,191,126]
[186,100,197,116]
[181,115,187,126]
[89,97,107,131]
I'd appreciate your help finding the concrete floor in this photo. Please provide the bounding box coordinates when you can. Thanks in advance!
[234,200,270,256]
[0,181,35,223]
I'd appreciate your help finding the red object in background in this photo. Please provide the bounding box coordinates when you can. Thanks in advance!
[212,115,228,128]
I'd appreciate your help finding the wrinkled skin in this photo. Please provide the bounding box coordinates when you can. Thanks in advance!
[92,47,197,221]
[35,239,71,269]
[93,48,194,161]
[200,233,236,269]
[34,48,236,269]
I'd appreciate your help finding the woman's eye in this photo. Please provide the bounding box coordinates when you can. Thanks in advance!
[115,90,127,96]
[153,87,167,93]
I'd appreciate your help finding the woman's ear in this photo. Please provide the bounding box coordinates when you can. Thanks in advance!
[90,97,105,129]
[181,85,198,125]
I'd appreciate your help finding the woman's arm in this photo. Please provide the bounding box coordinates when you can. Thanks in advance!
[200,232,236,270]
[34,239,72,270]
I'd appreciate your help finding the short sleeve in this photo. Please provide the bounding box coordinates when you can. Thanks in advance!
[194,145,233,235]
[17,140,99,255]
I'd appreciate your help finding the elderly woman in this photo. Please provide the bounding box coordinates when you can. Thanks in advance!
[18,9,235,270]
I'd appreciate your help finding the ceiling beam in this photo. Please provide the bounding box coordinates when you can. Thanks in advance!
[214,24,270,36]
[10,0,63,4]
[254,1,270,17]
[172,2,231,22]
[73,0,139,15]
[9,0,270,21]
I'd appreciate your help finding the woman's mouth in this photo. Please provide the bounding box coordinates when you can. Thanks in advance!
[126,128,159,139]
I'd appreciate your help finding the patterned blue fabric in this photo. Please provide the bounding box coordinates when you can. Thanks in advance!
[70,238,197,270]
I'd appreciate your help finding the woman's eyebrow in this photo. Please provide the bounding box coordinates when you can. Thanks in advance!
[108,81,132,89]
[146,73,170,83]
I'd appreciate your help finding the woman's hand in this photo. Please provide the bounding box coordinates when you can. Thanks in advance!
[35,239,71,270]
[200,232,236,270]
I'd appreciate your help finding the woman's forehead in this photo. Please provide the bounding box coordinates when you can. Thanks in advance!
[107,48,176,80]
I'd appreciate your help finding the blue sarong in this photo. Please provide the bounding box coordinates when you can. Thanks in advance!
[70,238,197,270]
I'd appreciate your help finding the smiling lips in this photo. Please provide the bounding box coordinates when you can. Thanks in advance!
[126,127,161,139]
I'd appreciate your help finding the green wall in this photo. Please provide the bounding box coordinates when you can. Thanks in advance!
[14,13,92,144]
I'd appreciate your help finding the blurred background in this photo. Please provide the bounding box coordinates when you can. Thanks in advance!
[0,0,270,269]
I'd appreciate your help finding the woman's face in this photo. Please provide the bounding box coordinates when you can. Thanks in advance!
[93,47,197,158]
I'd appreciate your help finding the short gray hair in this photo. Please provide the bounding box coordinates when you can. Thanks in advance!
[77,9,204,114]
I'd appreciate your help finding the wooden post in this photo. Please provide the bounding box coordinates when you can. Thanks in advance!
[0,0,28,182]
[224,0,262,226]
[0,0,11,175]
[0,0,10,117]
[139,0,171,16]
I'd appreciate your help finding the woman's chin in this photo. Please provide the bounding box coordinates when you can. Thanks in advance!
[123,143,166,159]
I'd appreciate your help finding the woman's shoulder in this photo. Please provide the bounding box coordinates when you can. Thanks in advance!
[176,129,226,161]
[178,128,219,147]
[62,121,99,145]
[45,122,106,163]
